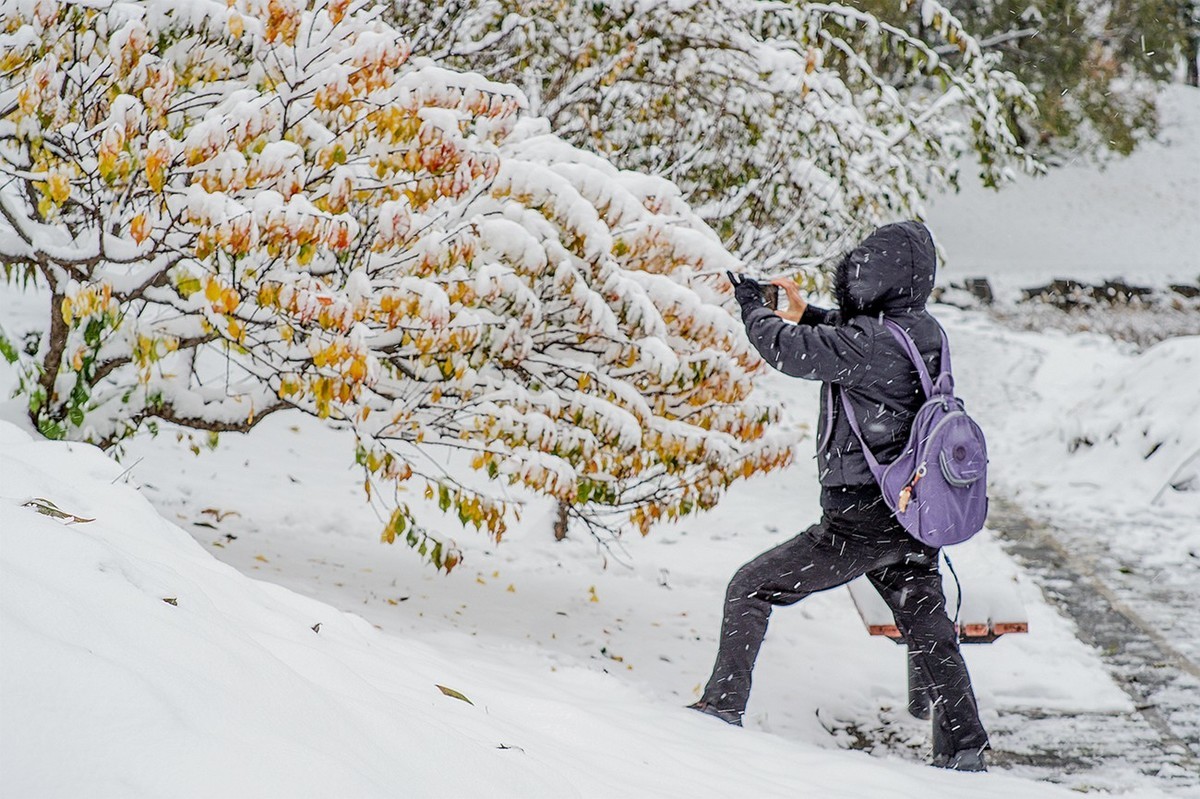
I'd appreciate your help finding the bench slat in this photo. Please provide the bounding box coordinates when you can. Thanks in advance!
[845,558,1029,644]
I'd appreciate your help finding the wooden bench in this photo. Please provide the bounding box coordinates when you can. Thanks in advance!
[846,557,1028,719]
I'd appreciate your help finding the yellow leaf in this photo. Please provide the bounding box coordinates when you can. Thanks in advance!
[148,165,166,193]
[588,585,599,603]
[254,554,269,563]
[47,172,71,204]
[506,584,516,593]
[435,684,473,705]
[130,213,150,244]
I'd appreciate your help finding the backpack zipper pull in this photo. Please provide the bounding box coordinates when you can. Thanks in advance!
[897,463,927,513]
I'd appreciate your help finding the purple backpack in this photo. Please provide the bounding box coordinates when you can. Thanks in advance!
[842,320,988,547]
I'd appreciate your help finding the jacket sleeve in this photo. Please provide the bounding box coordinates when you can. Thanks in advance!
[799,304,841,326]
[742,305,874,386]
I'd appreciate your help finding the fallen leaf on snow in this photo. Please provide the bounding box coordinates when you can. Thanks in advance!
[435,684,473,705]
[22,498,94,524]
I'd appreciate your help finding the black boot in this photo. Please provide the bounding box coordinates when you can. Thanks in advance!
[931,748,987,772]
[687,701,743,727]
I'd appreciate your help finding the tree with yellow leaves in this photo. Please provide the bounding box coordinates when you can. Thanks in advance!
[0,0,795,568]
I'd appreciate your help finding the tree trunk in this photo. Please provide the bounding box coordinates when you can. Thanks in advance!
[32,290,67,432]
[1187,35,1199,87]
[553,500,569,541]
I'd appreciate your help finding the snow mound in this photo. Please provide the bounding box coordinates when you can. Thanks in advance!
[1064,335,1200,500]
[0,421,1086,798]
[0,423,565,798]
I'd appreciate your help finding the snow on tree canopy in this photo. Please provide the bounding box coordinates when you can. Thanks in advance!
[0,0,796,568]
[392,0,1040,278]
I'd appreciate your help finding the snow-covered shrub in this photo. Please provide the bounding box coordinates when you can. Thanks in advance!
[0,0,794,568]
[393,0,1040,275]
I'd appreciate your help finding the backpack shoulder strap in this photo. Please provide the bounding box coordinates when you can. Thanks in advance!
[838,388,884,479]
[837,318,957,479]
[881,318,954,396]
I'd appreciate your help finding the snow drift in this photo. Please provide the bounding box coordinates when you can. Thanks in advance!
[0,419,1090,798]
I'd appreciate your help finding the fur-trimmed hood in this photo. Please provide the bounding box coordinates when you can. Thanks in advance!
[835,221,936,317]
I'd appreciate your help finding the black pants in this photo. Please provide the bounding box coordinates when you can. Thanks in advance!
[699,488,989,756]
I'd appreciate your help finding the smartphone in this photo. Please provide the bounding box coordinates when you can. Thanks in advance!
[759,283,779,310]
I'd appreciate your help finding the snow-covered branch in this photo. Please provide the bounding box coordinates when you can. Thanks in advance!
[2,0,796,570]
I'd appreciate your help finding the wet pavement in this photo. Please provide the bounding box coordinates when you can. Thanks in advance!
[834,497,1200,794]
[987,498,1200,792]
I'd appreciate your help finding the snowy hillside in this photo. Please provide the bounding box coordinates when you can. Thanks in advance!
[927,85,1200,293]
[1,417,1109,799]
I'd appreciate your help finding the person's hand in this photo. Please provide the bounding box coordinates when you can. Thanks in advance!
[770,278,808,323]
[727,271,765,310]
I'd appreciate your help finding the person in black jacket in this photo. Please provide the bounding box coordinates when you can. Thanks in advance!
[690,221,989,772]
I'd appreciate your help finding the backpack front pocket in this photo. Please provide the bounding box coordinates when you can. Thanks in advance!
[933,414,987,487]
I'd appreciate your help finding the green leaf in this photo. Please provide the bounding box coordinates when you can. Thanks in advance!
[435,684,473,705]
[70,382,88,407]
[175,276,202,297]
[0,330,18,364]
[36,417,65,440]
[84,318,103,347]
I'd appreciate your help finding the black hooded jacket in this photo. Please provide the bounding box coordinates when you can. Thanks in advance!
[741,221,943,503]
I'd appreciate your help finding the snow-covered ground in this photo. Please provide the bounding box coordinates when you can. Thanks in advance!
[3,86,1198,799]
[3,303,1197,796]
[1,390,1113,799]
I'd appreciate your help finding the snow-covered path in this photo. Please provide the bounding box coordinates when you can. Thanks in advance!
[989,498,1200,784]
